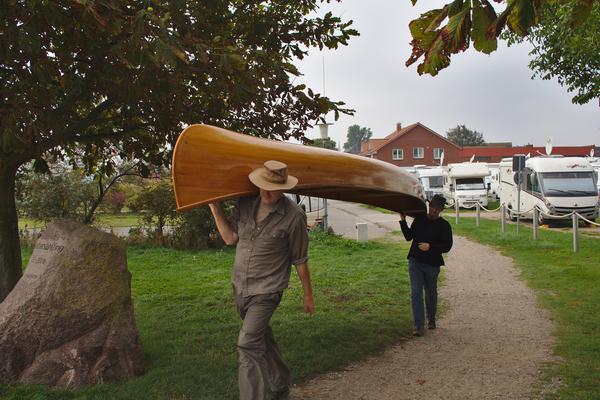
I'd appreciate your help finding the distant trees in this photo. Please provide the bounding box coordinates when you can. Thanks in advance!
[343,125,373,154]
[446,125,485,147]
[310,138,337,150]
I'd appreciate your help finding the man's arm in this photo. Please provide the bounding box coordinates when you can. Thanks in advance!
[295,262,315,314]
[399,212,414,241]
[208,202,239,246]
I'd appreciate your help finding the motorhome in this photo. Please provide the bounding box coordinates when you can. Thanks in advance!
[484,163,500,201]
[499,156,599,223]
[416,166,445,201]
[443,162,490,208]
[590,159,600,199]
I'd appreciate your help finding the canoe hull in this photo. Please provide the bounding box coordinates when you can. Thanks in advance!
[172,124,426,214]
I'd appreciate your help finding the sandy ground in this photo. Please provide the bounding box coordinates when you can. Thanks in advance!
[290,201,557,400]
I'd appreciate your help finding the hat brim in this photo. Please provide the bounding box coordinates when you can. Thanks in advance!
[248,167,298,191]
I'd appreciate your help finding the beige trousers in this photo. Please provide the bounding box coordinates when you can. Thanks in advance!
[234,291,290,400]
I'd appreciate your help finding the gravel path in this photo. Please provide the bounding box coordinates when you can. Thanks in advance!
[291,202,556,400]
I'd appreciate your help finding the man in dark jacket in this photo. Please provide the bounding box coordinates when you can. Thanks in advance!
[399,194,453,336]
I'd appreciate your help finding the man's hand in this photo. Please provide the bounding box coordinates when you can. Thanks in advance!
[303,294,315,315]
[418,242,430,251]
[399,212,405,222]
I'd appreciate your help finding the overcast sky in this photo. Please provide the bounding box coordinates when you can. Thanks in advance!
[296,0,599,150]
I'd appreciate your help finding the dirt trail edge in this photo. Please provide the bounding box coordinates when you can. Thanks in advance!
[291,235,556,400]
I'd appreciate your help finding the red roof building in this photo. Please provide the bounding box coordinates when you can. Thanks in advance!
[359,122,596,165]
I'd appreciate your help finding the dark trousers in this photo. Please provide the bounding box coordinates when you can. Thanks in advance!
[234,291,290,400]
[408,257,440,328]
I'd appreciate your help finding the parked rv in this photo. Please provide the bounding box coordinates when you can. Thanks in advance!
[416,166,445,201]
[590,159,600,201]
[485,163,500,201]
[499,156,599,224]
[443,162,490,208]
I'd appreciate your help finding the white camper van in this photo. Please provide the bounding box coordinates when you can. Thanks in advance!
[499,156,599,223]
[416,167,445,201]
[443,162,490,208]
[485,163,500,201]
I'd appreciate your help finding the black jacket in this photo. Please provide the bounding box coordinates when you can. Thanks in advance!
[400,214,453,266]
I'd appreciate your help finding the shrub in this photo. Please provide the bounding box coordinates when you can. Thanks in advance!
[104,190,127,214]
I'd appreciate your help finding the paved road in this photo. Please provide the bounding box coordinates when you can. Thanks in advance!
[292,202,556,400]
[322,200,400,240]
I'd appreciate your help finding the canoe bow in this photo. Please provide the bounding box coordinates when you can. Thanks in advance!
[172,124,426,214]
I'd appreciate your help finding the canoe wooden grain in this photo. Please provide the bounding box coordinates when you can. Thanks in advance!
[172,124,426,214]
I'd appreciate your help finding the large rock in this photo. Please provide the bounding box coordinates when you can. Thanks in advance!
[0,219,144,388]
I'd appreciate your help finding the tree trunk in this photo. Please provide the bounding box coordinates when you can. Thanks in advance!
[0,163,23,302]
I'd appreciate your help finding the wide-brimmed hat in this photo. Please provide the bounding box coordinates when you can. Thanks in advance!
[248,160,298,191]
[429,194,447,209]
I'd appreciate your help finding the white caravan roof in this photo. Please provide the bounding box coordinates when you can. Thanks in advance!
[416,167,445,178]
[446,162,489,178]
[526,156,593,172]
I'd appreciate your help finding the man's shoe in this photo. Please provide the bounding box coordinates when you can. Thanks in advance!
[412,326,424,336]
[428,320,436,330]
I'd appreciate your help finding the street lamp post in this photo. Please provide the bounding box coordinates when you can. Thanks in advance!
[317,122,331,231]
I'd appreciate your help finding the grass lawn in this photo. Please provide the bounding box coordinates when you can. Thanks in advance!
[2,232,414,400]
[449,217,600,400]
[18,213,143,230]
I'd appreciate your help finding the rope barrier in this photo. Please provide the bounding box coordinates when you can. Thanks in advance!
[575,212,600,227]
[445,200,598,226]
[504,206,536,216]
[479,203,502,212]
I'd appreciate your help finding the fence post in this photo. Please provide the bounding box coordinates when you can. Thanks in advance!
[475,203,480,227]
[500,204,506,233]
[533,207,538,240]
[572,213,579,253]
[356,222,368,243]
[455,200,459,224]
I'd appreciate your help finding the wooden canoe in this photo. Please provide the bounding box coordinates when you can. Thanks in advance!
[172,124,426,214]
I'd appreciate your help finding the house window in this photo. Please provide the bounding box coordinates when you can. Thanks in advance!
[412,147,424,159]
[392,148,403,160]
[433,148,443,160]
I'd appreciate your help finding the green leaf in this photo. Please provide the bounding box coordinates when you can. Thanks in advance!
[424,6,449,33]
[418,33,451,76]
[506,0,539,36]
[472,0,498,53]
[443,3,471,53]
[447,0,465,16]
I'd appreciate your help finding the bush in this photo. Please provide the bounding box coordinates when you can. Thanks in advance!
[17,166,97,222]
[104,190,127,213]
[170,206,224,249]
[129,178,177,239]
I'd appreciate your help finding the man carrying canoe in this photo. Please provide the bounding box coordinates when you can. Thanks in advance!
[209,160,315,400]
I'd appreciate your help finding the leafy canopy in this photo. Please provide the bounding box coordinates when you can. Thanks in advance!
[0,0,358,300]
[1,0,358,174]
[406,0,596,80]
[446,124,485,146]
[343,125,372,154]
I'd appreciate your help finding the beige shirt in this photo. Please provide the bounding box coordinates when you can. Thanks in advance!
[230,195,309,296]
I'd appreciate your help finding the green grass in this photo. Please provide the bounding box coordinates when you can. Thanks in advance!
[2,232,414,400]
[18,213,142,230]
[93,213,142,228]
[359,204,396,214]
[448,217,600,400]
